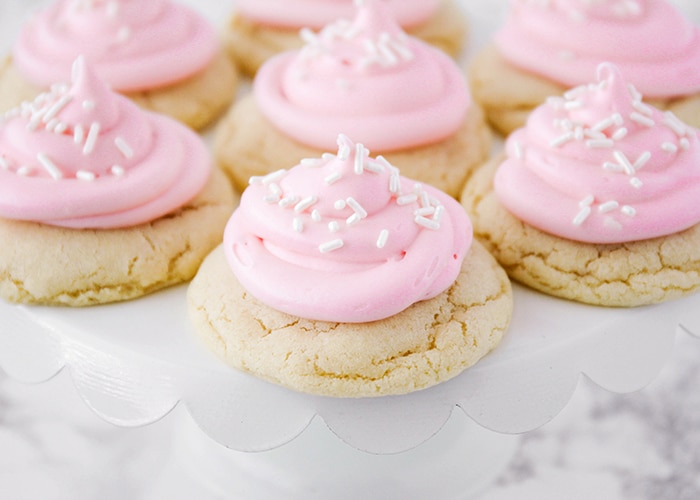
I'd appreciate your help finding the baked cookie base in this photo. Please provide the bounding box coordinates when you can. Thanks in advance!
[0,168,237,306]
[187,240,512,398]
[214,93,492,198]
[0,51,238,130]
[468,45,700,135]
[222,0,468,76]
[460,156,700,307]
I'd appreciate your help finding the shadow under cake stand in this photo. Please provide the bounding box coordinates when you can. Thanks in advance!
[0,283,697,499]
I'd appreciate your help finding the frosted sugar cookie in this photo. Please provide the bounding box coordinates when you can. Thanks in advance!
[0,0,237,130]
[468,0,700,135]
[215,0,490,199]
[0,58,235,306]
[223,0,468,76]
[461,63,700,306]
[189,135,512,397]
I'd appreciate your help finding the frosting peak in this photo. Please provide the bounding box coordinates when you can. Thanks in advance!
[254,0,469,151]
[495,0,700,98]
[0,58,211,228]
[224,134,472,322]
[12,0,218,91]
[494,63,700,244]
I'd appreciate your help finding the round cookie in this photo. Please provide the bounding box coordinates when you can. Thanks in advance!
[0,168,236,306]
[188,240,511,398]
[460,156,700,307]
[223,0,468,76]
[0,0,237,130]
[215,93,491,198]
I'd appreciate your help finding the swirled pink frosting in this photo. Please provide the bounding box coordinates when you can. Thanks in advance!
[0,57,211,229]
[224,134,472,322]
[236,0,440,29]
[494,63,700,244]
[495,0,700,98]
[254,0,469,152]
[12,0,218,92]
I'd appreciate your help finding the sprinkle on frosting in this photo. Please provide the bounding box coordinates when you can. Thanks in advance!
[0,57,211,228]
[223,134,472,322]
[495,0,700,98]
[494,63,700,244]
[253,0,469,152]
[12,0,219,92]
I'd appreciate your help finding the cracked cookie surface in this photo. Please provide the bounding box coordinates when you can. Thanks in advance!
[460,156,700,306]
[214,93,491,199]
[187,240,512,398]
[0,168,236,306]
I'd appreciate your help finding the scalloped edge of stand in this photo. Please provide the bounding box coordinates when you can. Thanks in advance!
[1,285,696,453]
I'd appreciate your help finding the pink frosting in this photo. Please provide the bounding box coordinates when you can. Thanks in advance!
[224,134,472,323]
[0,57,211,229]
[495,0,700,98]
[254,0,469,152]
[12,0,218,92]
[235,0,440,29]
[494,63,700,244]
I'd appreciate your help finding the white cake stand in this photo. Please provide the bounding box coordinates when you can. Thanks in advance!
[0,284,697,499]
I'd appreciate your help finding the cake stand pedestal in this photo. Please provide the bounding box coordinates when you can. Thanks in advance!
[0,284,697,499]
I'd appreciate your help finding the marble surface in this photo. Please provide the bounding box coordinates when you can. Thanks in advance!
[1,0,700,499]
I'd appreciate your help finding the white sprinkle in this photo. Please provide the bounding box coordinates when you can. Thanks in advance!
[433,205,445,223]
[514,140,525,159]
[630,112,655,127]
[311,209,322,222]
[396,193,418,206]
[586,139,614,149]
[603,161,624,172]
[633,151,651,170]
[377,36,399,66]
[376,229,389,249]
[613,150,635,175]
[564,86,586,100]
[268,183,282,197]
[322,153,336,161]
[36,152,63,179]
[612,113,624,126]
[264,195,279,204]
[114,137,134,159]
[82,122,101,155]
[42,95,72,123]
[632,100,654,116]
[53,122,68,134]
[680,138,690,150]
[415,207,436,217]
[354,143,366,174]
[661,142,678,153]
[364,159,385,174]
[294,196,318,213]
[621,205,637,217]
[550,132,574,148]
[389,169,400,194]
[278,195,299,208]
[334,199,346,210]
[598,201,619,213]
[579,195,594,207]
[325,172,342,185]
[338,144,350,161]
[110,165,125,177]
[346,197,367,218]
[262,169,287,185]
[604,217,623,230]
[0,156,8,169]
[16,166,32,176]
[73,124,85,144]
[627,84,642,102]
[328,221,340,233]
[346,213,361,226]
[573,206,591,226]
[300,158,324,168]
[547,96,566,110]
[612,127,628,141]
[415,215,440,230]
[630,177,643,189]
[319,238,344,253]
[76,170,96,181]
[300,27,318,45]
[592,116,616,132]
[45,118,60,132]
[82,100,95,110]
[663,111,687,137]
[293,217,304,233]
[564,100,583,110]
